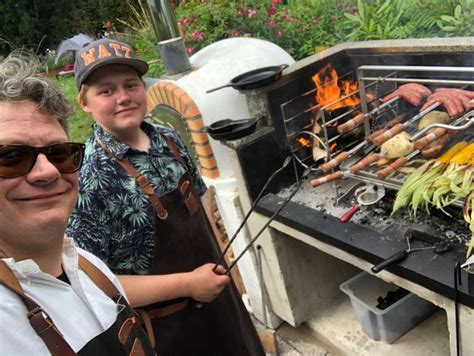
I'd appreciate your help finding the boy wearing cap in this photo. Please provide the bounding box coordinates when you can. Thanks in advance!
[67,39,264,355]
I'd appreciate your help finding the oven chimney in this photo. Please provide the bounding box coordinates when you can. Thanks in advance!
[147,0,192,75]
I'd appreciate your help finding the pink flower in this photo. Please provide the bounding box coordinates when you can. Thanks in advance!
[236,7,244,17]
[267,6,276,16]
[180,17,188,25]
[275,29,283,38]
[267,18,276,28]
[231,31,241,37]
[104,21,111,29]
[186,46,194,55]
[190,31,205,42]
[247,9,257,18]
[272,0,281,4]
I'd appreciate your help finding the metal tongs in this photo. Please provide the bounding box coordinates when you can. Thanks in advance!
[213,156,310,274]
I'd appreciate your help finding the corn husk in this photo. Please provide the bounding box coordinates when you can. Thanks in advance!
[392,142,474,257]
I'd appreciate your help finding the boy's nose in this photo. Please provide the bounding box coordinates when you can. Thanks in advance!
[117,89,132,104]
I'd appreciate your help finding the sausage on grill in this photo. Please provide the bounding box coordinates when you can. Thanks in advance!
[420,88,474,118]
[383,83,432,106]
[420,131,455,158]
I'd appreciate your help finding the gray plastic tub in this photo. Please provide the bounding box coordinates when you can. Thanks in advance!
[340,272,437,344]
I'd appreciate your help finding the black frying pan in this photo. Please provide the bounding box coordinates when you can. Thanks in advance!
[206,64,289,93]
[201,117,261,140]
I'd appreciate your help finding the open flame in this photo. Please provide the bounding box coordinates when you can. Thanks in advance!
[296,137,311,148]
[312,64,360,110]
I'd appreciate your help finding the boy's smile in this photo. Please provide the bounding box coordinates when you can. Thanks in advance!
[79,64,147,141]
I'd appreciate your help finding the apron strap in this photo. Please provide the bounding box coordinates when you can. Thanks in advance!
[160,134,189,169]
[95,136,169,220]
[78,255,120,299]
[0,260,76,356]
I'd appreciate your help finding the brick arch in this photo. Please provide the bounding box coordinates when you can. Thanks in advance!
[146,80,220,179]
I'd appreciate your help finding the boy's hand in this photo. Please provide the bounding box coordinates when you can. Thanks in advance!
[187,263,230,303]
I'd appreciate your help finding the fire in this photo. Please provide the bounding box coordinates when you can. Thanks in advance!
[297,137,311,148]
[312,64,360,110]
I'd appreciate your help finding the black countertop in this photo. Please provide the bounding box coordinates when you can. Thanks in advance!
[256,191,474,308]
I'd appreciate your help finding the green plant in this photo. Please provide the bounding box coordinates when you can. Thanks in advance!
[175,0,347,60]
[53,76,94,143]
[343,0,439,41]
[437,0,474,36]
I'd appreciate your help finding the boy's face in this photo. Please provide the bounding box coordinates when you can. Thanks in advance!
[79,64,147,140]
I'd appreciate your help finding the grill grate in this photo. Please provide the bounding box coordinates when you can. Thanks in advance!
[280,64,474,204]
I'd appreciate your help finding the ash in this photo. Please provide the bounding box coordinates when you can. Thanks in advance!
[277,176,471,246]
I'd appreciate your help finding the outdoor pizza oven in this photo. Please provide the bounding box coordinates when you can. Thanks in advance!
[220,37,474,354]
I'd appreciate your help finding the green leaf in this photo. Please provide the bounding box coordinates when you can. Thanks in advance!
[344,13,360,22]
[454,5,462,19]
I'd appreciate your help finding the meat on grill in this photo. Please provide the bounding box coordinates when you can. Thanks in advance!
[383,83,432,106]
[421,130,456,158]
[420,88,474,118]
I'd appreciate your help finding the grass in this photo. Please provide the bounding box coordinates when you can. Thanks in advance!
[53,75,93,143]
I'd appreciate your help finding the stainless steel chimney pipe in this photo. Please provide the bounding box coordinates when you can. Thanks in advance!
[147,0,192,75]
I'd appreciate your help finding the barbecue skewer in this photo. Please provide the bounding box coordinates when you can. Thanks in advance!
[377,114,474,179]
[350,129,447,174]
[336,96,400,135]
[373,102,442,145]
[320,140,369,172]
[351,113,472,174]
[310,171,344,187]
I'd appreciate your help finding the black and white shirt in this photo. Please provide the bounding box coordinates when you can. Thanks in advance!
[0,237,126,355]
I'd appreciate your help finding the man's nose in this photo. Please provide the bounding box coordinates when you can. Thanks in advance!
[26,153,61,184]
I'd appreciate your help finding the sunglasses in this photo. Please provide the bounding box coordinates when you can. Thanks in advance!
[0,142,85,178]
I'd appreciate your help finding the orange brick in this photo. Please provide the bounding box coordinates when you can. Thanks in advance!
[178,94,193,112]
[201,167,220,179]
[186,118,204,131]
[191,133,209,145]
[195,144,213,157]
[184,104,200,118]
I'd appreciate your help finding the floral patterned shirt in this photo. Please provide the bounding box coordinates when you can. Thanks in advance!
[66,121,207,274]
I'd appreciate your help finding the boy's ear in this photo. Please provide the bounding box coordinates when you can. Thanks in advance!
[77,95,92,114]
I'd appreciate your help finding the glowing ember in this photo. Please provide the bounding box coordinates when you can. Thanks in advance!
[297,137,311,147]
[312,64,360,110]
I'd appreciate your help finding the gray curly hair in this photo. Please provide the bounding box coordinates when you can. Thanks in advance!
[0,52,72,134]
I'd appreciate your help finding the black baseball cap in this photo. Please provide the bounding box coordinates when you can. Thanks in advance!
[74,39,149,89]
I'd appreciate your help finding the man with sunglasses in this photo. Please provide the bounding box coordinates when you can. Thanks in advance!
[0,54,230,355]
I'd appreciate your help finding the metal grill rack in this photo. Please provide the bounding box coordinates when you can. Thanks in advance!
[281,64,474,203]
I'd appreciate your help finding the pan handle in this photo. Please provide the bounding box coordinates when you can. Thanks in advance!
[340,204,361,223]
[205,82,233,94]
[371,250,409,273]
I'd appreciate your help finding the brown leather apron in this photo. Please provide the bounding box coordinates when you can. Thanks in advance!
[0,256,155,356]
[97,135,264,356]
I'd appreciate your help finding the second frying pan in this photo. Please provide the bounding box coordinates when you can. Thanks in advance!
[206,64,289,93]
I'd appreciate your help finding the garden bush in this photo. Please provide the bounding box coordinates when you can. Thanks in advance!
[116,0,472,79]
[49,0,472,142]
